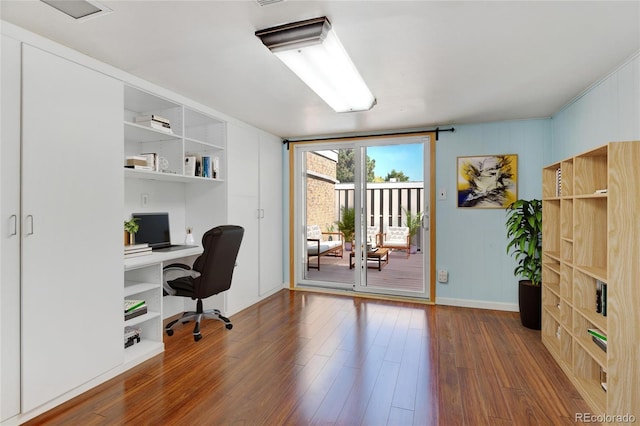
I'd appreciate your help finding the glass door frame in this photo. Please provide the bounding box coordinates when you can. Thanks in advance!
[289,132,437,301]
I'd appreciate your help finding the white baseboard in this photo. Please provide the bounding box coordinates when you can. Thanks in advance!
[436,297,518,312]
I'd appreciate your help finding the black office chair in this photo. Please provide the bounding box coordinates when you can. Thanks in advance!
[163,225,244,341]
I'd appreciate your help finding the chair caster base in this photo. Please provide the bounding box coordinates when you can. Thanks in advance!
[225,323,233,330]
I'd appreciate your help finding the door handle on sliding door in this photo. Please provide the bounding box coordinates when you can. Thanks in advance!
[9,214,18,236]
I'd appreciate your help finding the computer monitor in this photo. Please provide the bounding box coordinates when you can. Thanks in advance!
[132,212,172,249]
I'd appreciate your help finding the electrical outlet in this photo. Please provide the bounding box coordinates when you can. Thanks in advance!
[437,269,448,283]
[141,193,149,207]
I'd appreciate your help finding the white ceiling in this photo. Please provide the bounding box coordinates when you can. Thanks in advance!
[2,1,639,139]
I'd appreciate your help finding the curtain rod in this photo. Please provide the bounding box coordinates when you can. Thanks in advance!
[282,127,455,149]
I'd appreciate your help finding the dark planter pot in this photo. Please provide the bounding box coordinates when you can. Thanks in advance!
[518,280,541,330]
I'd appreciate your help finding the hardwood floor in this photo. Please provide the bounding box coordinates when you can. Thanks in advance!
[26,290,593,425]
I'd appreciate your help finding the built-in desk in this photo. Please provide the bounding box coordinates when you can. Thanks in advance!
[123,245,204,366]
[124,246,203,271]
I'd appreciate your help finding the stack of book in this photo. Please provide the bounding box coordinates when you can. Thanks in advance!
[125,155,153,171]
[134,114,172,133]
[124,243,152,258]
[588,328,607,353]
[124,299,147,321]
[124,325,142,348]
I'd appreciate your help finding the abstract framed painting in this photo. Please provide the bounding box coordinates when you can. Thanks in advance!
[457,154,517,208]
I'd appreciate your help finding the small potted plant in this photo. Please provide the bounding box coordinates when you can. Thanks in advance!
[336,207,355,251]
[403,207,423,254]
[505,199,542,329]
[124,217,139,245]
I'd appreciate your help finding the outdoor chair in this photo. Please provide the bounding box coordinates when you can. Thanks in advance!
[379,226,411,258]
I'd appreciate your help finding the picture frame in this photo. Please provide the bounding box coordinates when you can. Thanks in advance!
[457,154,517,208]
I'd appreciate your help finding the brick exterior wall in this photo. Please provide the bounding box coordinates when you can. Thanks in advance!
[306,152,337,236]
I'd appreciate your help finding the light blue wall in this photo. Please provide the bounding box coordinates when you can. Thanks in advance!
[434,119,550,309]
[551,53,640,162]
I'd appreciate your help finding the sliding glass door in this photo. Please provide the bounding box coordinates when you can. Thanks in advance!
[293,135,431,299]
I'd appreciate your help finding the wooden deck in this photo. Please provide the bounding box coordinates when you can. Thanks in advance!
[306,249,425,293]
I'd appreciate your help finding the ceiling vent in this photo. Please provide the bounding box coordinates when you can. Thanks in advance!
[256,0,285,6]
[41,0,112,21]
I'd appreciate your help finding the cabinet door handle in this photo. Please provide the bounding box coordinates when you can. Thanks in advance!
[10,214,17,236]
[261,209,265,219]
[26,215,34,235]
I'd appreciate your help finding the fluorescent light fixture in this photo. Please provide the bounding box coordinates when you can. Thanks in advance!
[256,17,376,113]
[41,0,112,21]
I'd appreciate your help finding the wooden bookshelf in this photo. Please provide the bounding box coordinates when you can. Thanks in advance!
[541,141,640,418]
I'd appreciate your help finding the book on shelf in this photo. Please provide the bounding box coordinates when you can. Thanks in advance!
[140,153,158,171]
[134,114,170,125]
[594,188,608,194]
[213,156,219,179]
[124,325,142,348]
[125,156,148,167]
[124,246,152,255]
[587,328,607,341]
[124,243,150,252]
[124,305,147,321]
[124,243,149,250]
[124,299,146,313]
[592,335,607,352]
[136,120,173,133]
[124,250,153,258]
[202,156,212,178]
[125,165,154,171]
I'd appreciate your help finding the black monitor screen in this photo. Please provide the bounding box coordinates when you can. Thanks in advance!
[132,212,171,248]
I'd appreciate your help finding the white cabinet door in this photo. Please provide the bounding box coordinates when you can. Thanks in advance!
[258,132,283,296]
[0,34,22,423]
[20,45,124,411]
[226,124,260,313]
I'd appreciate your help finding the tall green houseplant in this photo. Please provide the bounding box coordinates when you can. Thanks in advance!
[505,199,542,285]
[505,199,542,329]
